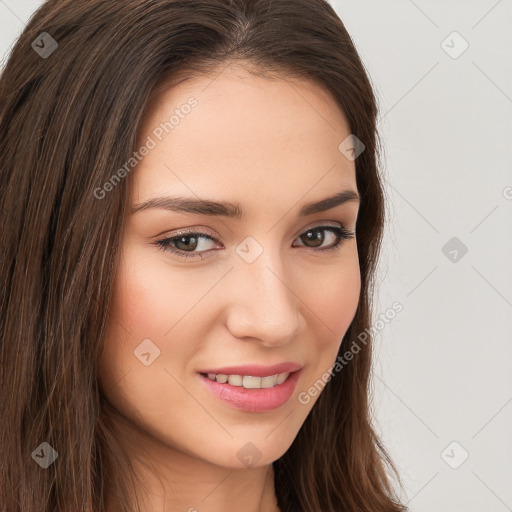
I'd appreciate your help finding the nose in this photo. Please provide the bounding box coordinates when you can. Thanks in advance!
[224,250,304,347]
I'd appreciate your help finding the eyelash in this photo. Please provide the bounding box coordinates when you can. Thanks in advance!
[154,224,355,260]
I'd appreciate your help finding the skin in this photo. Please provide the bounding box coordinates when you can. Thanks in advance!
[98,62,361,512]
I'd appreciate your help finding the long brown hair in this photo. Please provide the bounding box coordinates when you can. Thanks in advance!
[0,0,407,510]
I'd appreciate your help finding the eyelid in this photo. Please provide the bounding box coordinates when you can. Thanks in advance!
[293,220,343,237]
[152,225,218,240]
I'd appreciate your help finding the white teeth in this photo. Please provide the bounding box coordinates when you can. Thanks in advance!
[242,376,262,389]
[276,372,289,385]
[206,372,290,388]
[260,375,278,388]
[228,375,243,386]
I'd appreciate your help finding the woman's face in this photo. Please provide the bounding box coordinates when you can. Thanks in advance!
[98,64,361,469]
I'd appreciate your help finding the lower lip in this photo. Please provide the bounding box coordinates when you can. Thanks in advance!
[198,369,302,413]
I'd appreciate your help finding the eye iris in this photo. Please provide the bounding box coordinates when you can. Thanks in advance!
[175,235,198,251]
[302,228,324,248]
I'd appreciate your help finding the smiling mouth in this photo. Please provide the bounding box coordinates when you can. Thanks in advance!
[197,368,303,412]
[199,371,292,389]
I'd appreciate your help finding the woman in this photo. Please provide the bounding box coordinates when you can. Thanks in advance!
[0,0,407,510]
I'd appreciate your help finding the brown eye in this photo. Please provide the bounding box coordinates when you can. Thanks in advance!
[293,225,354,251]
[172,234,200,252]
[155,230,219,259]
[299,228,326,248]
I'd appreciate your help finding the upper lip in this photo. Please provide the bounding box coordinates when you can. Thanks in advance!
[197,362,303,377]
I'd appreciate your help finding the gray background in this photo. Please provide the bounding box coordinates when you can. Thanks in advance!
[1,1,511,510]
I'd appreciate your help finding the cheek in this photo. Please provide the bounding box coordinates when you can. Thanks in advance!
[99,244,213,391]
[303,252,361,338]
[294,254,360,407]
[98,249,175,393]
[109,251,170,334]
[97,253,200,433]
[108,246,200,343]
[323,272,359,327]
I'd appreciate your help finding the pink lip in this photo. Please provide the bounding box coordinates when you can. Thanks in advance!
[197,362,303,377]
[198,368,303,413]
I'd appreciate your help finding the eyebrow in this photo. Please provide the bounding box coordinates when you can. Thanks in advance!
[131,189,360,218]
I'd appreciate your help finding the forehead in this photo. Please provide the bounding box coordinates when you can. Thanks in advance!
[132,65,356,206]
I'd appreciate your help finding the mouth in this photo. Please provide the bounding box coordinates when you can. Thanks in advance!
[197,365,303,413]
[199,371,293,389]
